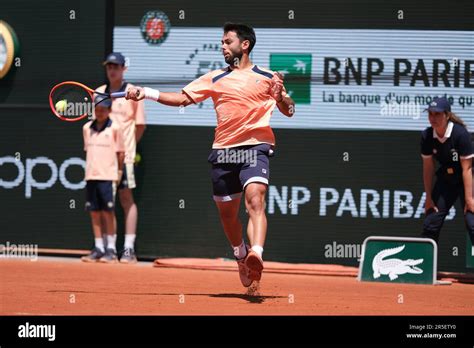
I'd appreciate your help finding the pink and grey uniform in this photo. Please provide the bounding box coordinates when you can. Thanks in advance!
[83,117,125,211]
[182,64,288,201]
[96,83,145,189]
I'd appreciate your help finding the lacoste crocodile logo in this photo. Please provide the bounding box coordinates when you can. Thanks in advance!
[372,245,423,280]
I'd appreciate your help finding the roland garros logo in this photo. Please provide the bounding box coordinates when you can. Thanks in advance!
[140,10,170,46]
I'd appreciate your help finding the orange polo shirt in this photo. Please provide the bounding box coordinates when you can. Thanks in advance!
[83,118,125,181]
[182,65,287,149]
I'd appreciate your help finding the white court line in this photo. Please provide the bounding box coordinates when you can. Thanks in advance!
[1,255,154,267]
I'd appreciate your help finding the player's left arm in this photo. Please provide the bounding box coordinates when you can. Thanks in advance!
[82,126,88,152]
[461,158,474,213]
[271,72,295,117]
[136,125,146,142]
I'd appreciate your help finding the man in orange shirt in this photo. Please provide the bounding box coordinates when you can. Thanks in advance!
[81,96,125,263]
[126,23,295,287]
[97,53,146,263]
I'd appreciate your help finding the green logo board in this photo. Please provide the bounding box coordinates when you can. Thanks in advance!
[359,237,437,285]
[270,53,312,104]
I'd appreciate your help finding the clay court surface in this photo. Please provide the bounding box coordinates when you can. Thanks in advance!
[1,257,473,315]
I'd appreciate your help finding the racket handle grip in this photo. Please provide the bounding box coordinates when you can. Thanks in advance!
[111,91,127,98]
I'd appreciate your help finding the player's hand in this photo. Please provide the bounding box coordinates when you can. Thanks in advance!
[425,198,438,215]
[271,72,284,103]
[125,86,145,101]
[464,199,474,214]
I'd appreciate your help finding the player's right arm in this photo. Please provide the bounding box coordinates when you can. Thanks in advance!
[422,156,437,213]
[126,87,194,107]
[125,72,213,107]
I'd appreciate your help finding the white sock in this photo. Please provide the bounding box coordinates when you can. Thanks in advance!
[233,241,247,260]
[124,234,136,250]
[106,234,117,251]
[251,245,264,258]
[471,245,474,256]
[94,238,105,252]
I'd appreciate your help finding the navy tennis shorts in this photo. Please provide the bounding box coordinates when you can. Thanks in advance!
[208,143,273,202]
[85,180,116,211]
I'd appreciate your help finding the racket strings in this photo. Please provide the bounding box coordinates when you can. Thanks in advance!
[51,84,93,119]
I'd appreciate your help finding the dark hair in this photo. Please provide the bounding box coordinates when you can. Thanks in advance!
[223,22,256,53]
[447,112,467,128]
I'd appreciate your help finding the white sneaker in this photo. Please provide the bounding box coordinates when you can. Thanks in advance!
[237,258,253,287]
[245,250,264,281]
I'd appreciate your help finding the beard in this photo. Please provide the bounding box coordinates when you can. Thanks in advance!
[224,50,243,66]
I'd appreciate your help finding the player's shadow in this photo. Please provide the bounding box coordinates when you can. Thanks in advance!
[49,290,284,304]
[159,293,285,304]
[203,293,285,304]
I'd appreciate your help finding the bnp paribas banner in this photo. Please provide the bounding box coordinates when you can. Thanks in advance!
[114,26,474,131]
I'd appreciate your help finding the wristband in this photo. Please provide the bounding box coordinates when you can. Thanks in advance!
[143,87,160,101]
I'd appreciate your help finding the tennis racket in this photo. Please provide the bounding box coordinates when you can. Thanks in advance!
[48,81,131,122]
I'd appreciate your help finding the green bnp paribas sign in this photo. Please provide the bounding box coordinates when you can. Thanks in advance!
[270,53,312,104]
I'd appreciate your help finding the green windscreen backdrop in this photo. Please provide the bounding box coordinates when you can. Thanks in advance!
[1,0,473,273]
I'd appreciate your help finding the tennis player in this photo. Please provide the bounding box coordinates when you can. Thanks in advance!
[81,95,125,263]
[96,52,146,263]
[125,23,295,287]
[420,96,474,255]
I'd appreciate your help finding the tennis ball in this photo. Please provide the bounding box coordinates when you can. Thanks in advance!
[135,153,141,164]
[55,99,68,113]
